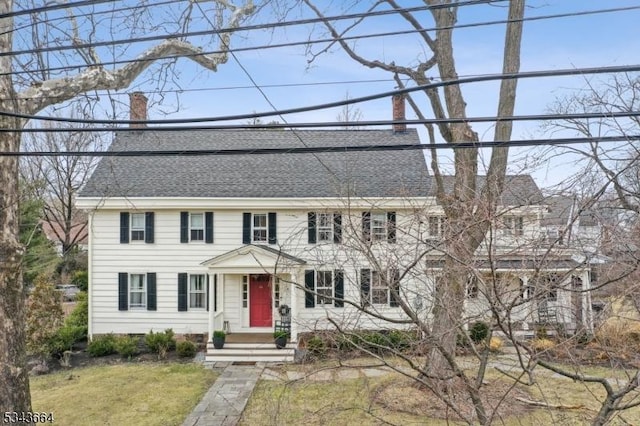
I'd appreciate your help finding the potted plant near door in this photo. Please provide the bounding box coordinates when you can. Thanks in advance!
[213,330,226,349]
[273,331,288,349]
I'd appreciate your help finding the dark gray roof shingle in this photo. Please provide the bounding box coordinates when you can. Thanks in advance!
[427,175,544,206]
[79,129,431,198]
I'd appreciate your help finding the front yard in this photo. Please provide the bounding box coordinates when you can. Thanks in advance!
[31,363,217,426]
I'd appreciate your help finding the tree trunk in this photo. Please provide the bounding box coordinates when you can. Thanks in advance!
[0,2,31,411]
[0,128,30,411]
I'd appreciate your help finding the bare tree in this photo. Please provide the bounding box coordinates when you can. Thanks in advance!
[292,0,526,398]
[20,113,106,275]
[336,91,363,129]
[0,0,256,412]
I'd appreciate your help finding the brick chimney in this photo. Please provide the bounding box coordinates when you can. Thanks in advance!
[392,94,406,133]
[129,92,147,128]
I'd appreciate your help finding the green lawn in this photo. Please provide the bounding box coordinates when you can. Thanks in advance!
[31,363,217,426]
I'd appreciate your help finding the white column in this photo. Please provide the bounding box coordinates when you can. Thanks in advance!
[207,273,215,343]
[584,269,594,333]
[290,269,299,342]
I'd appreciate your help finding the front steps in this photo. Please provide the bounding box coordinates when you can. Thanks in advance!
[205,342,296,363]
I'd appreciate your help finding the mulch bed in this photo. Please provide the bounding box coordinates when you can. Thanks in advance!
[373,376,534,423]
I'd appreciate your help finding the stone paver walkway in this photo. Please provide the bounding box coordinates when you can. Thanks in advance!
[182,363,265,426]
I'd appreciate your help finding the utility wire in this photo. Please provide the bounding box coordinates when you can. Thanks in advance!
[1,0,118,19]
[1,0,505,58]
[14,111,640,133]
[9,135,640,157]
[4,4,638,82]
[5,63,640,126]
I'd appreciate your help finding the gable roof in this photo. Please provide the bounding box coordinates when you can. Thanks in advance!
[542,196,599,227]
[79,129,431,199]
[428,175,544,206]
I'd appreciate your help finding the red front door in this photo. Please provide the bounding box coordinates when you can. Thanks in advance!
[249,275,272,327]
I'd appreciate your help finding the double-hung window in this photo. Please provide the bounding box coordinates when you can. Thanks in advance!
[304,269,344,308]
[503,216,524,236]
[308,212,342,244]
[190,213,204,241]
[120,212,154,244]
[189,274,206,309]
[360,268,400,307]
[428,216,445,238]
[253,214,267,242]
[371,213,387,241]
[362,211,396,243]
[180,211,213,244]
[242,212,277,245]
[316,271,333,305]
[131,213,145,241]
[129,274,146,309]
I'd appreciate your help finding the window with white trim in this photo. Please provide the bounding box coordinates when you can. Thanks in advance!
[317,213,333,242]
[503,216,524,236]
[371,270,388,304]
[129,274,146,308]
[189,274,206,309]
[253,214,267,242]
[190,213,204,241]
[131,213,145,241]
[428,216,445,237]
[371,213,387,241]
[316,271,333,305]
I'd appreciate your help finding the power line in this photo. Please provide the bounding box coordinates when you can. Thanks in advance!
[5,63,640,126]
[1,0,118,19]
[4,3,635,81]
[1,0,504,58]
[9,135,640,157]
[13,110,640,133]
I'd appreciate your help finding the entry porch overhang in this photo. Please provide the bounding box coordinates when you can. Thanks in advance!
[201,245,306,343]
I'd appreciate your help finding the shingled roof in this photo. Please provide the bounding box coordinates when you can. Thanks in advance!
[79,129,431,198]
[427,175,544,206]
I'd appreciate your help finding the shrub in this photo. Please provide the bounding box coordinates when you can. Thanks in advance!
[64,291,88,337]
[273,330,288,339]
[176,341,197,358]
[535,325,548,340]
[387,330,412,350]
[488,336,503,352]
[145,329,176,359]
[115,335,140,358]
[469,321,490,344]
[71,270,89,292]
[306,336,326,357]
[26,274,65,357]
[213,330,225,339]
[88,334,117,357]
[530,338,555,352]
[47,325,86,357]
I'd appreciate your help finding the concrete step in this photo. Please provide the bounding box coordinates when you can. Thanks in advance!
[205,342,296,363]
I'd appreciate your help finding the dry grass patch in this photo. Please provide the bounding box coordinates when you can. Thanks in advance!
[31,363,217,426]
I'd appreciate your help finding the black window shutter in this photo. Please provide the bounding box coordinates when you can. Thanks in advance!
[333,213,342,243]
[147,272,157,311]
[390,269,400,307]
[308,212,317,244]
[334,270,344,308]
[213,274,218,312]
[206,275,210,311]
[362,212,371,242]
[118,272,128,311]
[304,269,315,308]
[178,273,188,311]
[205,212,214,244]
[387,212,396,243]
[242,213,251,244]
[360,269,371,307]
[180,212,189,243]
[120,212,130,244]
[145,212,155,243]
[268,212,277,245]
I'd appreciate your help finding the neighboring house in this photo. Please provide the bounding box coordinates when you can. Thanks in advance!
[76,94,594,353]
[40,219,88,256]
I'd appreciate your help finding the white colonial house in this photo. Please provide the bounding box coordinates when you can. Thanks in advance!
[76,95,594,361]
